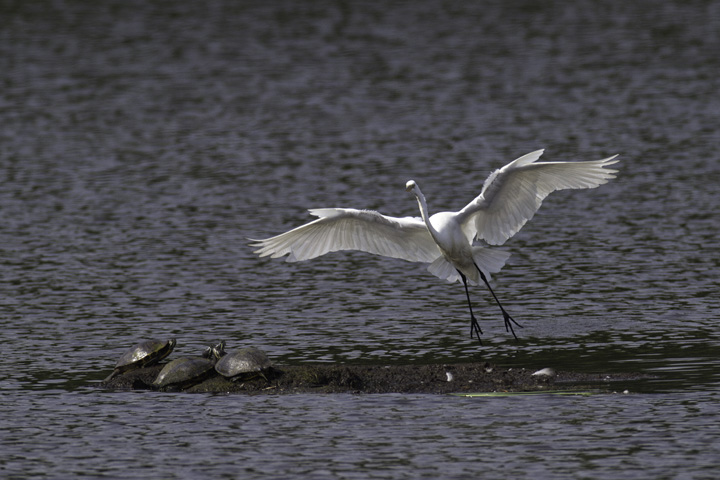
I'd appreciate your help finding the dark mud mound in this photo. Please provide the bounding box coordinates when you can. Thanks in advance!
[99,362,647,394]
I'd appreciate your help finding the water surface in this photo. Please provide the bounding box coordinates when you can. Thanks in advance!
[1,1,719,478]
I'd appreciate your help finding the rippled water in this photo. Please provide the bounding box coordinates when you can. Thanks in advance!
[1,0,719,478]
[4,390,719,479]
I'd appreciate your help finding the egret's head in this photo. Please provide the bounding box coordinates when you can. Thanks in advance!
[405,180,416,193]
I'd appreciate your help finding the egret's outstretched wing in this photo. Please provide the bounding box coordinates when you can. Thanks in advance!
[250,208,442,263]
[458,150,620,245]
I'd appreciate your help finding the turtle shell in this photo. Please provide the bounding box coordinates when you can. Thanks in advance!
[215,347,272,380]
[153,357,216,389]
[105,338,176,381]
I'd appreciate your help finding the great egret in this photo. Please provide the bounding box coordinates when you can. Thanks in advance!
[251,149,619,342]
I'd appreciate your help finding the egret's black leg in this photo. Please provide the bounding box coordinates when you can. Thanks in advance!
[473,262,523,340]
[458,270,483,344]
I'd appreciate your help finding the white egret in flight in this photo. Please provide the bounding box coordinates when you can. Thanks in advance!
[251,150,619,343]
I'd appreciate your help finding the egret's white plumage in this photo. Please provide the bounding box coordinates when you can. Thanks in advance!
[251,149,619,341]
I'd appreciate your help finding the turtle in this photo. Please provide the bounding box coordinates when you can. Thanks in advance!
[104,338,176,381]
[152,356,217,390]
[214,346,273,382]
[152,340,226,390]
[202,340,227,362]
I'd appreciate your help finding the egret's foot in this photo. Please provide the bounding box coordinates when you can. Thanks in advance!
[470,315,483,345]
[502,310,523,341]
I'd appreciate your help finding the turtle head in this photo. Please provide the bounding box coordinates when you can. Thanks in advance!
[203,340,227,362]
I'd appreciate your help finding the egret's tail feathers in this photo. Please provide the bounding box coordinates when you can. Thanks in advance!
[472,246,511,281]
[427,256,462,283]
[426,247,510,284]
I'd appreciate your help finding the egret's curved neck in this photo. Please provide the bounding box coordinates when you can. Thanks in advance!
[413,186,439,237]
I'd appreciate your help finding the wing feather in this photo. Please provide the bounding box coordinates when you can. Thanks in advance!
[458,150,619,245]
[250,208,442,263]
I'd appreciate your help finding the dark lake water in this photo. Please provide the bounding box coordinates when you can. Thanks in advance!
[1,0,719,478]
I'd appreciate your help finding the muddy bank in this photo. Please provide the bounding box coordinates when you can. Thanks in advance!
[99,361,647,394]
